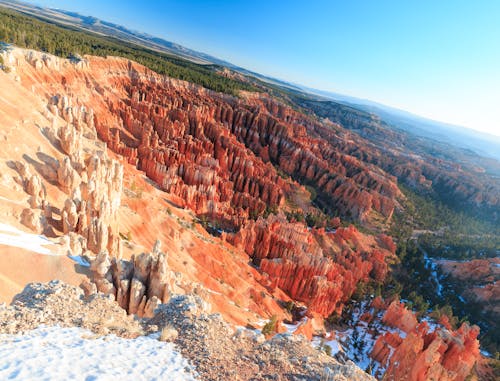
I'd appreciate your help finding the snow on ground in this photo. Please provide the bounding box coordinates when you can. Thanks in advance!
[0,223,56,255]
[336,299,448,378]
[481,349,492,357]
[312,335,341,356]
[68,255,90,267]
[280,318,343,356]
[0,326,198,381]
[0,196,25,206]
[335,300,409,376]
[0,222,89,266]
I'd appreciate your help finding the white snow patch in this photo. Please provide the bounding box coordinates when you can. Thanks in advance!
[312,336,341,356]
[333,300,410,376]
[422,248,443,297]
[420,317,441,333]
[283,322,300,334]
[481,349,492,357]
[205,288,223,296]
[0,325,198,380]
[0,196,25,206]
[0,223,56,255]
[68,255,90,267]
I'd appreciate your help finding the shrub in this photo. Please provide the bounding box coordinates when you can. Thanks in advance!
[0,54,10,72]
[284,300,295,313]
[261,315,278,336]
[318,340,332,356]
[159,325,178,342]
[305,185,317,202]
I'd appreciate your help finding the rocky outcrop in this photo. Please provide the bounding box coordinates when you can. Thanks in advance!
[57,155,80,193]
[84,240,171,317]
[0,280,142,337]
[57,153,123,257]
[0,278,374,381]
[25,174,45,208]
[381,300,418,333]
[20,208,44,233]
[438,258,500,283]
[227,213,395,317]
[58,124,82,157]
[371,301,480,381]
[149,293,375,381]
[437,258,500,316]
[13,108,123,258]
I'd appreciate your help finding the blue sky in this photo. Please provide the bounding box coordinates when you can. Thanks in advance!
[27,1,500,136]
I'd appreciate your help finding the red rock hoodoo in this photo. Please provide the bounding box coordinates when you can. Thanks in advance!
[227,214,395,317]
[372,301,480,381]
[87,65,403,226]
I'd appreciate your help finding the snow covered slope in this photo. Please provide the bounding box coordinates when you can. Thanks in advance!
[0,326,198,380]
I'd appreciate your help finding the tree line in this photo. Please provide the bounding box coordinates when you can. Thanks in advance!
[0,7,258,96]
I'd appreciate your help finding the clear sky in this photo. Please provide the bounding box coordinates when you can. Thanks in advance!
[26,0,500,136]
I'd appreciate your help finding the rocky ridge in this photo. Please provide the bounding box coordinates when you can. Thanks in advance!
[0,281,142,337]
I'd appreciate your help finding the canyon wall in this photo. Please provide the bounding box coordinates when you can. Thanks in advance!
[296,98,500,211]
[15,102,124,258]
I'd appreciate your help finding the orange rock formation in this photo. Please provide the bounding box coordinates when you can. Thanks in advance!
[227,214,395,317]
[371,301,480,381]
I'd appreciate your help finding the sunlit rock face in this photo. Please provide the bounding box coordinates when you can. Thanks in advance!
[227,214,395,317]
[84,240,170,318]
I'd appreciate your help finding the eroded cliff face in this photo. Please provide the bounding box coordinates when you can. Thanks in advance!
[3,46,406,230]
[0,48,289,326]
[96,82,291,228]
[14,123,124,258]
[295,98,500,211]
[437,258,500,317]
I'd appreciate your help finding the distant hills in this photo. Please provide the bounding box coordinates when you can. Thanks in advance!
[303,86,500,161]
[0,0,238,66]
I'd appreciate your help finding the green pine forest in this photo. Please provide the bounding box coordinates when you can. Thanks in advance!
[0,7,258,95]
